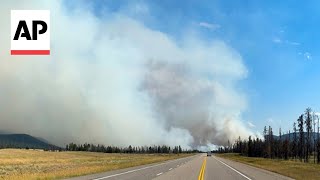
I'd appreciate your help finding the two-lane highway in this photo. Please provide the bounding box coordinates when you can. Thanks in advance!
[156,154,293,180]
[67,154,293,180]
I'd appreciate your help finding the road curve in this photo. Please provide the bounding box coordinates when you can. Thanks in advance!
[66,154,293,180]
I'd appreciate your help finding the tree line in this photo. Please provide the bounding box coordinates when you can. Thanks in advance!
[66,143,197,154]
[217,107,320,163]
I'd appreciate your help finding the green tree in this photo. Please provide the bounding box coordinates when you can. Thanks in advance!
[305,108,313,162]
[292,122,298,159]
[298,114,304,161]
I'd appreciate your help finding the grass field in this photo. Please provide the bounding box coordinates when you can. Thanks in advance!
[0,149,193,180]
[217,153,320,180]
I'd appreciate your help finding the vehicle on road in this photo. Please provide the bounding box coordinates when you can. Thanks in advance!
[207,151,212,156]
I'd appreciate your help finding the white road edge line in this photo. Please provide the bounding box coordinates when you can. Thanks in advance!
[92,164,163,180]
[213,156,252,180]
[156,172,163,176]
[92,156,195,180]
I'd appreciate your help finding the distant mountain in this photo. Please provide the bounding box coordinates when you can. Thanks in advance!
[0,134,61,150]
[268,132,320,142]
[0,130,13,134]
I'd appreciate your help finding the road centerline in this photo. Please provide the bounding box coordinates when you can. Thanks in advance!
[198,157,207,180]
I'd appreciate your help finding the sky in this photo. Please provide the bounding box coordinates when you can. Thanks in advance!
[1,0,319,149]
[85,0,320,134]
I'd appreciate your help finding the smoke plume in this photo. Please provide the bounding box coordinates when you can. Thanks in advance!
[0,0,253,149]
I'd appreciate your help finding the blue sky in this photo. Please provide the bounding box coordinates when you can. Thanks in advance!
[3,0,319,146]
[72,0,320,134]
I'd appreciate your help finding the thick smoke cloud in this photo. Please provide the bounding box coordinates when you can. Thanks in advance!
[0,0,253,149]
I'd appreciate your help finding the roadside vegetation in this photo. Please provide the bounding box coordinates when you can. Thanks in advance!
[217,153,320,180]
[215,107,320,179]
[217,108,320,163]
[0,149,193,180]
[66,143,197,154]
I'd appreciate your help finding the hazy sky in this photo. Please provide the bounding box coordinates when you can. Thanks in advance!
[1,0,319,149]
[92,0,320,133]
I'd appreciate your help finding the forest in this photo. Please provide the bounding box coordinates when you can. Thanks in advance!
[66,143,197,154]
[217,108,320,163]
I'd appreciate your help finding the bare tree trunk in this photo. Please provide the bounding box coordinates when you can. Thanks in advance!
[316,115,320,164]
[314,112,316,164]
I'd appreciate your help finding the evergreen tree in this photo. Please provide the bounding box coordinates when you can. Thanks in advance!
[298,114,304,161]
[305,108,312,162]
[292,122,298,159]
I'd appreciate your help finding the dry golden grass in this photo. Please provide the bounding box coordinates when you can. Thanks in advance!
[0,149,192,180]
[217,153,320,180]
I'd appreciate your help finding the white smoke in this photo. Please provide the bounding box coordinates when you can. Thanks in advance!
[0,0,253,149]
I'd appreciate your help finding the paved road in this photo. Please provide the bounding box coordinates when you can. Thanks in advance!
[66,154,294,180]
[65,155,198,180]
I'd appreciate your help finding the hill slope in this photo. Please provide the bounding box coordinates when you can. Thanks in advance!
[0,134,61,150]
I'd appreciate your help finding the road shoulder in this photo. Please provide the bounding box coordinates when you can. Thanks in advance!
[213,155,294,180]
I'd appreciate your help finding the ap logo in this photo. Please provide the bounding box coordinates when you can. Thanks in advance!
[11,10,50,55]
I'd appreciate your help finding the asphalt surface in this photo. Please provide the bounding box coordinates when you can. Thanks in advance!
[65,155,197,180]
[66,154,294,180]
